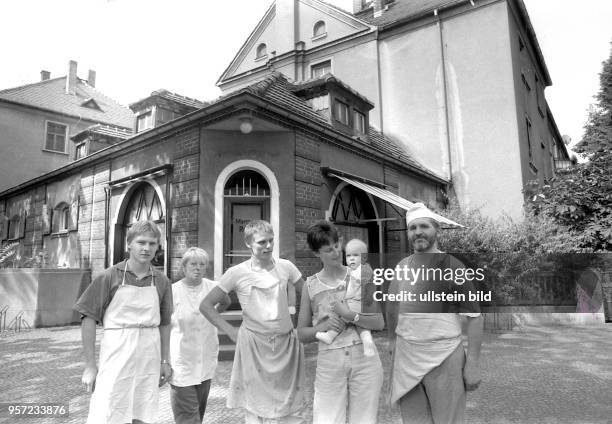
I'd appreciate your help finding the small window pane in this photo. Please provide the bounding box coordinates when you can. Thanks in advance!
[334,101,349,125]
[354,111,366,133]
[137,112,153,132]
[313,21,326,37]
[45,122,67,152]
[311,60,331,78]
[256,43,267,59]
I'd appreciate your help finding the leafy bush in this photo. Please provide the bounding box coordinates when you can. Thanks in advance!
[435,203,593,305]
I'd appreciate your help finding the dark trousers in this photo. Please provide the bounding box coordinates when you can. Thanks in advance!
[170,380,212,424]
[399,345,466,424]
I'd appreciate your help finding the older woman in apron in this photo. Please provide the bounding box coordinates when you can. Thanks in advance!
[74,220,173,424]
[169,247,230,424]
[200,220,306,423]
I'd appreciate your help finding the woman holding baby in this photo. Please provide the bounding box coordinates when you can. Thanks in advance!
[297,220,384,424]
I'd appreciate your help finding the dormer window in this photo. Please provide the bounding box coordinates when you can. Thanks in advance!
[313,21,327,39]
[256,43,267,59]
[81,98,102,111]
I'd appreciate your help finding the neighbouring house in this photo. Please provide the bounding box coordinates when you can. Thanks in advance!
[0,60,134,192]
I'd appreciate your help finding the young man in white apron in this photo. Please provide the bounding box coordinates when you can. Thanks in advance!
[387,204,483,424]
[200,220,307,423]
[74,220,173,424]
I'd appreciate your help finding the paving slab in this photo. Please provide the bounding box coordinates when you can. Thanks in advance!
[1,324,611,423]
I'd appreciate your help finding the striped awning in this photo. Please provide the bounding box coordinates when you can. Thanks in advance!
[329,173,464,228]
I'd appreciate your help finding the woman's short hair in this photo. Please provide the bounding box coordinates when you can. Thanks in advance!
[243,220,274,243]
[126,220,162,244]
[181,247,209,269]
[306,220,339,252]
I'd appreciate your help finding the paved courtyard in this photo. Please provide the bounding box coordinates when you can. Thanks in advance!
[1,324,611,424]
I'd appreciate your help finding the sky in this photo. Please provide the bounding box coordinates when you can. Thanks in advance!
[0,0,611,154]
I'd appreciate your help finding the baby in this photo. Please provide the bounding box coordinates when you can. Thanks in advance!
[316,238,377,356]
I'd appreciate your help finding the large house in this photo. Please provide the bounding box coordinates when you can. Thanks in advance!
[218,0,573,219]
[0,60,134,192]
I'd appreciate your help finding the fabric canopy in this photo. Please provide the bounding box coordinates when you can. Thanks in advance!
[329,173,464,228]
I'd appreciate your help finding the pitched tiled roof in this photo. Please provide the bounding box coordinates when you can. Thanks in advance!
[246,73,330,125]
[0,77,134,128]
[239,72,441,179]
[131,89,208,110]
[291,73,375,107]
[71,124,133,143]
[355,0,465,27]
[368,127,440,177]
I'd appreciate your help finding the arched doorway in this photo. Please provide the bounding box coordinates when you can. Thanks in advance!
[113,182,166,270]
[214,160,280,279]
[222,169,270,271]
[329,183,380,266]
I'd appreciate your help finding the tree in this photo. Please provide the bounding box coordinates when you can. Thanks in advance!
[574,40,612,158]
[528,40,612,251]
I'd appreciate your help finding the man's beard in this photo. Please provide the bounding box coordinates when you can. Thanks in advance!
[411,236,435,252]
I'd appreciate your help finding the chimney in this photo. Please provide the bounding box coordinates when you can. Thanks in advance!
[65,60,77,95]
[40,70,51,81]
[88,70,96,88]
[373,0,384,17]
[353,0,361,13]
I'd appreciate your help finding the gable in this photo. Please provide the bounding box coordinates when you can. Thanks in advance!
[219,0,372,84]
[81,98,102,111]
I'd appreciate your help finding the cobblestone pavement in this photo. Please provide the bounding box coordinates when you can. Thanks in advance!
[1,324,611,424]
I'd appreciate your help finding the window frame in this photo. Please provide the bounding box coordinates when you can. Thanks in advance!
[333,99,350,126]
[256,43,268,60]
[312,21,327,40]
[353,110,366,134]
[137,111,153,132]
[44,120,68,154]
[7,213,24,240]
[311,59,332,79]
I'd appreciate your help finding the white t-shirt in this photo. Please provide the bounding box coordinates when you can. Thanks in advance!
[218,258,302,308]
[170,278,219,386]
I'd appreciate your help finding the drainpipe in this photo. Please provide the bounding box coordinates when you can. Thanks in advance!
[436,9,453,180]
[375,32,384,133]
[104,186,110,268]
[88,168,96,269]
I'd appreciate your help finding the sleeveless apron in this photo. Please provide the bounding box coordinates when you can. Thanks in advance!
[86,265,161,424]
[227,260,306,418]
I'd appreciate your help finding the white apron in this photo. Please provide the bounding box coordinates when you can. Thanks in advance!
[227,260,306,418]
[389,314,462,406]
[86,265,161,424]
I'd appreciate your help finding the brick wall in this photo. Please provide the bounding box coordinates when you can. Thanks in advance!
[170,127,200,280]
[294,131,324,277]
[383,166,405,259]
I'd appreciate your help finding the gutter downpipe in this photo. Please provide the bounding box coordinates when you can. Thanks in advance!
[375,29,384,133]
[436,8,453,181]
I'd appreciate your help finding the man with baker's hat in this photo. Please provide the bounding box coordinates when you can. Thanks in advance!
[386,203,483,424]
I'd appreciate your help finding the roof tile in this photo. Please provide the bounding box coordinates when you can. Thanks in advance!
[0,77,134,128]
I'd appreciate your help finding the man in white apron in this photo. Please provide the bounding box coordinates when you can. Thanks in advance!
[74,221,173,424]
[387,204,483,424]
[200,220,307,423]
